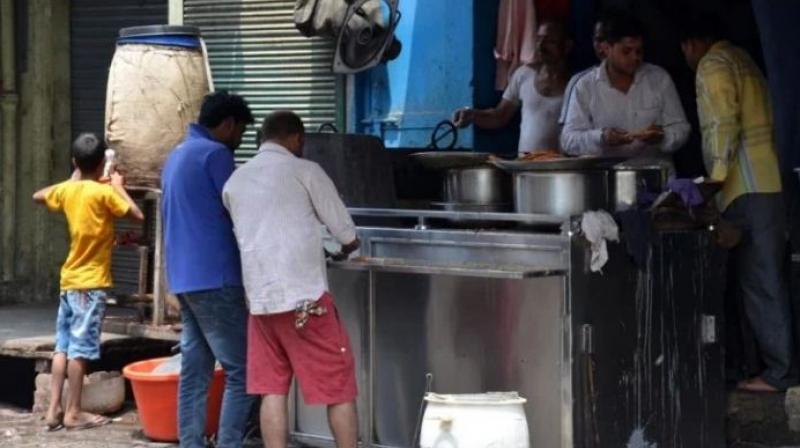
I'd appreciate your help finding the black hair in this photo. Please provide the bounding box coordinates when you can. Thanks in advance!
[198,91,255,128]
[539,20,573,42]
[594,8,623,42]
[603,13,645,44]
[71,133,106,173]
[260,110,305,141]
[679,13,723,43]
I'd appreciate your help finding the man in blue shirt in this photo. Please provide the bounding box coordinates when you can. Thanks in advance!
[161,92,255,448]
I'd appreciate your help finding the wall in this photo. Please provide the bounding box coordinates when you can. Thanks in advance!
[0,0,71,304]
[352,0,477,149]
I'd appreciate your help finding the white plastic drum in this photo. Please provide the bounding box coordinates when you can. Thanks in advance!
[105,25,211,187]
[419,392,529,448]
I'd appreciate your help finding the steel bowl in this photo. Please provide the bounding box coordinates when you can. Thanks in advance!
[612,165,668,211]
[513,171,609,217]
[442,166,511,205]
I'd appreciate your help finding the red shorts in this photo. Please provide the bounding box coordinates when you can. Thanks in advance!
[247,292,357,405]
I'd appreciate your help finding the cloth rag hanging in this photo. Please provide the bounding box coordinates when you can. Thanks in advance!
[581,210,620,272]
[494,0,537,90]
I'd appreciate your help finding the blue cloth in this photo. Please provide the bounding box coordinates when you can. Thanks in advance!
[667,178,705,207]
[178,287,254,448]
[162,124,243,294]
[55,289,107,360]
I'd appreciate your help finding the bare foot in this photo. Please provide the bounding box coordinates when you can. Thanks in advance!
[44,406,64,431]
[737,376,781,393]
[63,411,110,430]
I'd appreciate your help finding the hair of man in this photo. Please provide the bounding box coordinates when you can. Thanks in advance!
[198,91,255,129]
[260,110,306,142]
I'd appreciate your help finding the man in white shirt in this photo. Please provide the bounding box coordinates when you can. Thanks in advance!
[222,111,360,448]
[453,21,572,155]
[560,14,690,163]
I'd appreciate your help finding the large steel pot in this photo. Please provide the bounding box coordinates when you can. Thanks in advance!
[612,165,669,211]
[513,171,609,217]
[443,166,511,205]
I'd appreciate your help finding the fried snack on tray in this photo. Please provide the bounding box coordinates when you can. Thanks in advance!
[518,149,563,161]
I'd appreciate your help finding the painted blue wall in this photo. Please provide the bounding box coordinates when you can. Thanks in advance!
[351,0,519,152]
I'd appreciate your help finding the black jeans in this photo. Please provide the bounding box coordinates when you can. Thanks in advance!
[724,193,798,389]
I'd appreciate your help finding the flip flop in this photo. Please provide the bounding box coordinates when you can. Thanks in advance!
[44,412,64,432]
[65,415,110,431]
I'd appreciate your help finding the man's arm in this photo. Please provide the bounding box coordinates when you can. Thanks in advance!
[696,59,740,182]
[453,100,519,129]
[560,82,605,155]
[657,73,691,153]
[305,163,359,253]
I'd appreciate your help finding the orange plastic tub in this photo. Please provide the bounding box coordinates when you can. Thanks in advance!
[123,357,225,442]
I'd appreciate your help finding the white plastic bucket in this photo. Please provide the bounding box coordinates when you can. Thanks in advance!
[419,392,529,448]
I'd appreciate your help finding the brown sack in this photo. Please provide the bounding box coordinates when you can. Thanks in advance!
[105,44,209,187]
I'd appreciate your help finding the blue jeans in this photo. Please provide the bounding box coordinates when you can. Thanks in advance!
[178,287,254,448]
[55,289,107,360]
[724,193,798,389]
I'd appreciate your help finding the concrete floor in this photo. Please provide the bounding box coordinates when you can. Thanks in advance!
[0,303,132,360]
[2,304,800,447]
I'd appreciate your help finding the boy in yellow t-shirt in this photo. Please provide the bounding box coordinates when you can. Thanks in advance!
[33,133,143,431]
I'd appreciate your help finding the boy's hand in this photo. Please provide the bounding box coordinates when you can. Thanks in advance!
[110,172,125,187]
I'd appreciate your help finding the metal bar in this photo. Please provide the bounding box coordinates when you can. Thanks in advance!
[330,258,566,279]
[347,207,569,226]
[367,236,567,253]
[168,0,184,25]
[137,245,149,297]
[152,191,165,326]
[367,269,375,447]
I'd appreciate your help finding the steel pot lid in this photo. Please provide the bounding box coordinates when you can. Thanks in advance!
[492,155,628,172]
[410,151,492,170]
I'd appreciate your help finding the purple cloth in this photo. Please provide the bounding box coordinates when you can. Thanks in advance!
[668,178,705,207]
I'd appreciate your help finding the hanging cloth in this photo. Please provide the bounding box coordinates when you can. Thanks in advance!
[494,0,538,90]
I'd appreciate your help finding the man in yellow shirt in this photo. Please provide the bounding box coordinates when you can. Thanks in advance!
[681,16,796,392]
[33,133,143,429]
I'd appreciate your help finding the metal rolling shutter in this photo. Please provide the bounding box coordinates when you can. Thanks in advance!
[70,0,168,141]
[70,0,167,298]
[183,0,342,161]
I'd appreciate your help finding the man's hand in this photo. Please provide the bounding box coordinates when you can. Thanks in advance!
[602,128,634,146]
[452,108,475,128]
[325,239,360,262]
[632,125,664,144]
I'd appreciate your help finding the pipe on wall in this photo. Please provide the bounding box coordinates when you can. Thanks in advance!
[0,0,18,282]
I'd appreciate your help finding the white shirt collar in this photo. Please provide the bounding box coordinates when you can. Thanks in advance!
[595,60,649,88]
[257,141,294,157]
